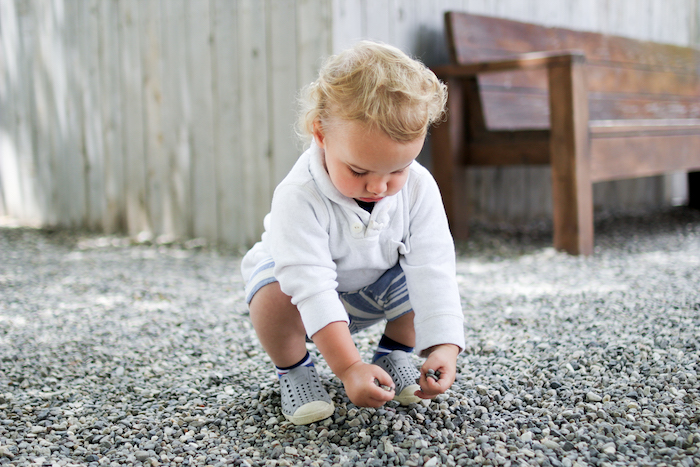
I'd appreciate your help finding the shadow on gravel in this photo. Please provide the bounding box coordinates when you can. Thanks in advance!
[457,206,700,259]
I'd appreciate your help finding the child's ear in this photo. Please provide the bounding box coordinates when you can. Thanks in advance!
[312,120,326,148]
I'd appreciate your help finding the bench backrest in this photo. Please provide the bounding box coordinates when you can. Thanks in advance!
[445,12,700,129]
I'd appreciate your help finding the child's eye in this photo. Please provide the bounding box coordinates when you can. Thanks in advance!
[350,168,366,178]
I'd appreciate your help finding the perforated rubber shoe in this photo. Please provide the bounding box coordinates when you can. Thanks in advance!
[279,365,334,425]
[374,350,422,405]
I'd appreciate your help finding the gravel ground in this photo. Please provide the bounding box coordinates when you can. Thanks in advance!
[0,207,699,467]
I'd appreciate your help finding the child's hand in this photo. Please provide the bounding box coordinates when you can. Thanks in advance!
[339,361,396,408]
[415,344,460,399]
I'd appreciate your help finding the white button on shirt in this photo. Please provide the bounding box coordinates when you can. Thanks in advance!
[369,220,385,230]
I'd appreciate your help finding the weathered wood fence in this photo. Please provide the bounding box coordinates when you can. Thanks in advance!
[1,0,698,249]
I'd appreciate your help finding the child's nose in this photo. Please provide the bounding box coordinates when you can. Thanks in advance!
[367,176,388,195]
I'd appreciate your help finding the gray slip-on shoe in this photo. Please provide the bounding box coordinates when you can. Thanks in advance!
[374,350,421,405]
[279,365,334,425]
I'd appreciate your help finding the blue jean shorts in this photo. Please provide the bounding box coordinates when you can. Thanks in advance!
[245,258,413,334]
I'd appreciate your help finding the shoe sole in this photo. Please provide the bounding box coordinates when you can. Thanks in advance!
[394,383,421,405]
[283,400,335,426]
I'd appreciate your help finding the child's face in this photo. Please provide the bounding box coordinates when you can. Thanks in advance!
[314,119,425,203]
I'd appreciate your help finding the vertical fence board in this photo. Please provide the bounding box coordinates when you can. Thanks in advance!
[332,0,363,53]
[14,0,41,224]
[81,0,107,230]
[118,0,149,236]
[32,0,57,226]
[45,0,71,227]
[238,0,271,243]
[187,0,218,243]
[62,0,87,227]
[212,0,243,247]
[140,0,166,238]
[267,0,299,187]
[362,0,391,43]
[0,0,21,220]
[296,0,332,89]
[160,0,191,240]
[99,0,125,233]
[389,0,418,53]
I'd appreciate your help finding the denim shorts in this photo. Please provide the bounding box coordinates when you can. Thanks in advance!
[245,258,413,334]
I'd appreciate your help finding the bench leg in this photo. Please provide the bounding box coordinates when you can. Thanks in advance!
[689,171,700,209]
[432,78,469,239]
[548,58,594,255]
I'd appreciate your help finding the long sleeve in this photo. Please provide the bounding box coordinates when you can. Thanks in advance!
[399,169,465,356]
[266,183,349,338]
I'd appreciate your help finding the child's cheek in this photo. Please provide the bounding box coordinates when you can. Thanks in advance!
[388,175,408,196]
[333,174,357,198]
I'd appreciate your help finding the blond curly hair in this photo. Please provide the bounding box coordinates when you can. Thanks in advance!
[298,41,447,144]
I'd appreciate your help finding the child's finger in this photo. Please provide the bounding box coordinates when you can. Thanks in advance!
[367,380,395,405]
[371,366,396,391]
[373,377,394,393]
[415,369,448,398]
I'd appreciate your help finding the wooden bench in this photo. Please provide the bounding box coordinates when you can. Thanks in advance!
[431,12,700,255]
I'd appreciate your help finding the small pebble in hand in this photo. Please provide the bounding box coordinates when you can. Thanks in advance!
[374,378,394,392]
[417,369,441,384]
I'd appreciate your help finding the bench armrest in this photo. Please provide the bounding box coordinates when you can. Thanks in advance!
[432,50,586,77]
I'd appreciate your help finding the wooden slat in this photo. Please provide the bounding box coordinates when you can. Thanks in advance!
[586,65,700,97]
[590,134,700,182]
[296,0,332,87]
[82,0,106,231]
[433,51,585,77]
[1,0,38,224]
[118,0,149,236]
[468,130,550,165]
[33,0,58,226]
[332,0,363,53]
[238,0,271,243]
[140,0,165,237]
[590,119,700,136]
[0,1,10,218]
[187,0,218,243]
[160,0,191,240]
[388,0,418,54]
[62,0,87,227]
[99,0,125,233]
[446,11,700,73]
[363,0,391,44]
[589,95,700,121]
[443,68,700,135]
[479,90,550,130]
[212,0,243,247]
[477,90,700,128]
[477,63,700,97]
[268,0,300,187]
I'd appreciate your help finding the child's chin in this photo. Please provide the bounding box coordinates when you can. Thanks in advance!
[358,197,383,203]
